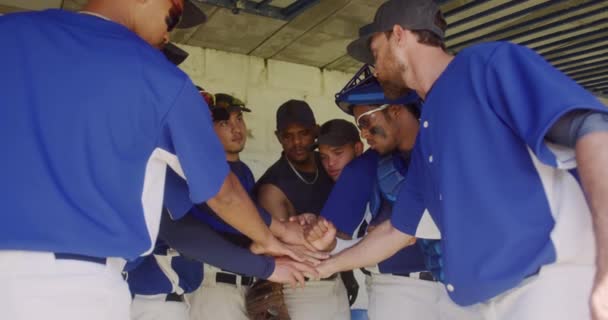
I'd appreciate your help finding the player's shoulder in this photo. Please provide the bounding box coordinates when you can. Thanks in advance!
[0,9,61,32]
[460,41,538,65]
[136,44,189,85]
[0,8,48,23]
[231,160,254,177]
[346,149,380,172]
[258,156,287,181]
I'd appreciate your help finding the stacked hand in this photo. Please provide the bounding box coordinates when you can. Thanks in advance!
[251,214,340,286]
[303,217,337,252]
[288,213,336,250]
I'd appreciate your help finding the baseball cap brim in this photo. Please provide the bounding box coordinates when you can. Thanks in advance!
[226,105,252,113]
[177,0,208,29]
[347,23,380,65]
[317,135,353,147]
[162,42,189,66]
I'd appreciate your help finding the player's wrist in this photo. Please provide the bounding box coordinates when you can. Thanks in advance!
[328,238,337,252]
[269,218,287,239]
[316,238,337,252]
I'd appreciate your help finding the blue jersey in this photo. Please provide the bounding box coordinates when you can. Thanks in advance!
[391,42,608,305]
[166,160,272,234]
[127,239,204,295]
[321,149,427,274]
[127,161,271,295]
[191,161,257,234]
[0,10,228,260]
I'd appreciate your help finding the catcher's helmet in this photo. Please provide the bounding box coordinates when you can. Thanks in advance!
[334,64,420,115]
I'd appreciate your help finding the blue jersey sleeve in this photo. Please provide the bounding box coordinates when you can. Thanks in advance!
[485,43,608,168]
[159,80,229,214]
[321,150,378,235]
[390,146,428,236]
[188,161,272,233]
[164,167,195,219]
[159,209,275,279]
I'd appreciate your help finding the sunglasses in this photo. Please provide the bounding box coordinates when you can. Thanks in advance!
[355,104,389,131]
[166,0,183,32]
[200,91,215,107]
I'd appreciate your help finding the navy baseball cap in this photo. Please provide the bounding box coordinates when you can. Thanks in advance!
[347,0,444,65]
[176,0,208,29]
[162,42,189,66]
[276,100,316,131]
[318,119,360,147]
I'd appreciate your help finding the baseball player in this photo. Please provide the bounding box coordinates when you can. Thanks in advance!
[311,66,486,320]
[0,1,302,319]
[186,93,301,320]
[127,89,318,320]
[123,55,204,320]
[256,100,351,320]
[302,71,447,320]
[317,119,364,181]
[316,119,370,320]
[315,1,608,319]
[317,119,366,313]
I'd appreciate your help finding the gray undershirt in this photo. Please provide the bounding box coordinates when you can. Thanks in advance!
[546,110,608,148]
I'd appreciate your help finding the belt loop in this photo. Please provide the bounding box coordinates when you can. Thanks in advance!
[236,274,242,289]
[106,257,127,273]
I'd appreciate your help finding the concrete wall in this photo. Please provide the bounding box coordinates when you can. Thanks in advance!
[177,44,608,178]
[177,44,354,178]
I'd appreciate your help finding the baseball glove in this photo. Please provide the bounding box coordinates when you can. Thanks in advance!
[245,280,291,320]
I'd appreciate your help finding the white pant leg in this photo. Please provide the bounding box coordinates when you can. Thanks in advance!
[366,274,440,320]
[437,287,483,320]
[0,250,130,320]
[478,263,594,320]
[283,276,351,320]
[187,265,249,320]
[131,295,189,320]
[351,269,369,311]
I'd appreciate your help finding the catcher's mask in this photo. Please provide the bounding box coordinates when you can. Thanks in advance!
[334,64,421,115]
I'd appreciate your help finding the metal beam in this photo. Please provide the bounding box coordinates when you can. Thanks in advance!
[281,0,319,20]
[567,65,608,78]
[590,83,608,91]
[448,1,608,51]
[554,53,608,69]
[445,0,554,41]
[577,75,608,86]
[561,58,608,74]
[444,0,505,22]
[532,27,608,53]
[544,41,608,61]
[548,46,608,65]
[196,0,319,20]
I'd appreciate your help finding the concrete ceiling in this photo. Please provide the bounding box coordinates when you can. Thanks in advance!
[1,0,607,96]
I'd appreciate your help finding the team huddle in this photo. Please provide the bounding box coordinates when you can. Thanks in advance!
[2,0,608,320]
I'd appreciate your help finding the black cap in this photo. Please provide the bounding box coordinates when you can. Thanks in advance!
[347,0,444,65]
[214,93,251,113]
[176,0,208,29]
[276,100,316,131]
[318,119,360,147]
[209,93,250,122]
[162,42,189,66]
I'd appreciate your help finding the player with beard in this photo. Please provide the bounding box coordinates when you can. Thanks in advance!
[315,1,608,319]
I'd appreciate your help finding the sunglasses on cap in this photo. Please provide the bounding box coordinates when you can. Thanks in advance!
[201,91,215,107]
[355,104,389,131]
[166,0,184,32]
